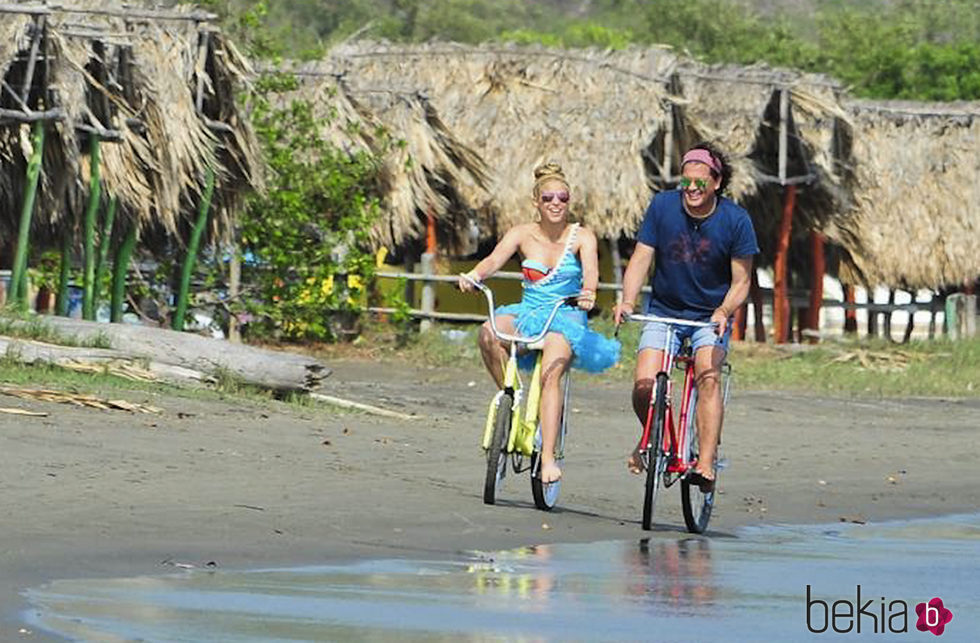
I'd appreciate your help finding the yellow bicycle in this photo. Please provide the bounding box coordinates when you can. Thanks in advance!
[463,275,576,511]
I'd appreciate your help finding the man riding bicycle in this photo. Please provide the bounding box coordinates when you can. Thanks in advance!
[613,142,759,490]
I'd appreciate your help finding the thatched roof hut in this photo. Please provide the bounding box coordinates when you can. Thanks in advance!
[0,1,260,253]
[826,100,980,290]
[328,42,675,243]
[273,61,493,253]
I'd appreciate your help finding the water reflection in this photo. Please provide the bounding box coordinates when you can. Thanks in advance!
[25,515,980,642]
[631,537,716,609]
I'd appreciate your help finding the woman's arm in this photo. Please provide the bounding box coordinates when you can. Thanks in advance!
[710,256,753,335]
[458,225,525,291]
[577,227,599,310]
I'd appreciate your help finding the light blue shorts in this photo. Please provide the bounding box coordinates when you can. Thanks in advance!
[637,319,732,356]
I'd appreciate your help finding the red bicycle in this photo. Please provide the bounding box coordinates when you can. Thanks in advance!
[621,313,731,533]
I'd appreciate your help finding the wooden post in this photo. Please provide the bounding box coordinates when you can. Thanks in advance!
[92,194,117,314]
[173,166,215,331]
[661,103,674,184]
[419,210,437,333]
[902,297,916,344]
[806,231,825,342]
[778,88,789,184]
[228,242,242,343]
[56,229,71,316]
[965,294,977,339]
[82,135,102,320]
[928,294,938,340]
[868,291,879,338]
[773,185,796,343]
[733,304,747,341]
[110,224,138,323]
[609,238,623,305]
[843,284,858,335]
[883,289,895,341]
[9,120,45,308]
[750,268,765,342]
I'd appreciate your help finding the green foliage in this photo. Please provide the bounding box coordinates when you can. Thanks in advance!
[240,72,388,342]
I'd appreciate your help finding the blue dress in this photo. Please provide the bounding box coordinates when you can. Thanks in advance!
[495,225,621,373]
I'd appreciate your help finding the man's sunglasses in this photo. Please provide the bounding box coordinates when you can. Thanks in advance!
[679,177,709,191]
[540,191,570,203]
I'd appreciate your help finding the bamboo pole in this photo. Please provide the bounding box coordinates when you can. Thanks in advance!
[92,195,117,314]
[82,136,102,320]
[56,230,71,316]
[173,166,215,331]
[110,224,138,323]
[9,121,45,308]
[773,185,796,343]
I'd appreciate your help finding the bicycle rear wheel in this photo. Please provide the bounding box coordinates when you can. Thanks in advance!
[483,392,513,505]
[681,389,716,533]
[641,373,669,531]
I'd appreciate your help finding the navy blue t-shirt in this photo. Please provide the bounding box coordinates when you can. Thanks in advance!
[637,190,759,321]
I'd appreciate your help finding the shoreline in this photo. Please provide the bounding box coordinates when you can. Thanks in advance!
[3,358,979,639]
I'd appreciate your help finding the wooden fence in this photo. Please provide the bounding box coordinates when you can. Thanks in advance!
[370,269,974,342]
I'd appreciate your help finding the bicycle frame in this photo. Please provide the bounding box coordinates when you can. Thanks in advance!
[626,314,729,479]
[465,275,574,458]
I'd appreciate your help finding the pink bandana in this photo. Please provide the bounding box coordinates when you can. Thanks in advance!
[681,149,722,174]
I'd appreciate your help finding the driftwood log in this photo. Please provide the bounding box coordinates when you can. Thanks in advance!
[6,317,330,392]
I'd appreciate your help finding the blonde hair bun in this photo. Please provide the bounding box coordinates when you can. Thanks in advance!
[533,161,569,197]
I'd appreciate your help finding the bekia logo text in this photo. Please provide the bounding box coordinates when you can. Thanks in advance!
[806,586,953,635]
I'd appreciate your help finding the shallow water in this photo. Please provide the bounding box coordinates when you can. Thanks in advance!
[26,514,980,641]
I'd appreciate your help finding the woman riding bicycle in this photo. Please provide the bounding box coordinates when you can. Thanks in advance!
[458,162,620,484]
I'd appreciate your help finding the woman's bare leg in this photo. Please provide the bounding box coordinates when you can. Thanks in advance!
[538,332,572,483]
[477,316,515,388]
[692,345,726,484]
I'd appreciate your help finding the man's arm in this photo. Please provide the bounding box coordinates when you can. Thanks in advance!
[710,256,753,335]
[614,242,655,324]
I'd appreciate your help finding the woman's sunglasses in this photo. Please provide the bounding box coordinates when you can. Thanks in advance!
[679,177,709,191]
[540,191,570,203]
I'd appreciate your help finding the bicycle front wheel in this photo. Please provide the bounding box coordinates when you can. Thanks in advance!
[681,389,716,533]
[483,392,513,505]
[642,373,669,531]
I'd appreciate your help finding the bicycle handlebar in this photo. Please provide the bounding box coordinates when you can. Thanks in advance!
[460,273,577,346]
[621,312,717,329]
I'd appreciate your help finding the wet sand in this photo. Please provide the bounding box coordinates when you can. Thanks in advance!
[2,358,978,639]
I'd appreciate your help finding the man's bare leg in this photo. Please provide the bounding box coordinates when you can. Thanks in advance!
[692,345,726,484]
[628,347,664,473]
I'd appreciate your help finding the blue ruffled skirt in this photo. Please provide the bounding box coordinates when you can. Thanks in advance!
[495,302,621,373]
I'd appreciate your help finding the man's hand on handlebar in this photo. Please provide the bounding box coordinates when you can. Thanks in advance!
[613,301,634,326]
[710,307,729,336]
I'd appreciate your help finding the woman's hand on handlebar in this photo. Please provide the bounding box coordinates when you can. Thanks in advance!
[710,307,730,336]
[458,270,480,292]
[576,289,596,311]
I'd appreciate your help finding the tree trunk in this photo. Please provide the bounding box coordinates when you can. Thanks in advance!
[92,194,117,314]
[8,316,330,392]
[111,224,138,323]
[82,136,102,320]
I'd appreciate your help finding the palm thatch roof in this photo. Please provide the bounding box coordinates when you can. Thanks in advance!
[0,1,260,252]
[328,42,675,242]
[275,60,492,253]
[825,99,980,290]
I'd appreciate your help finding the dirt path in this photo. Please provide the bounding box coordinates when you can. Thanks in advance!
[2,358,978,639]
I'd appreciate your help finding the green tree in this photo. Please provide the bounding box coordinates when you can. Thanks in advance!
[240,73,389,341]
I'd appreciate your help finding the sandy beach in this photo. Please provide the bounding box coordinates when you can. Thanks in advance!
[2,357,978,639]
